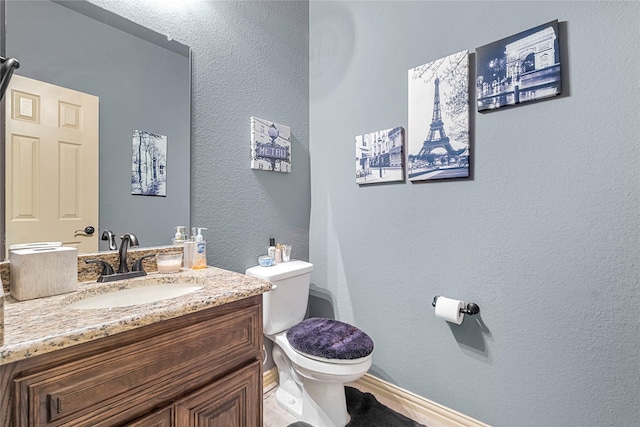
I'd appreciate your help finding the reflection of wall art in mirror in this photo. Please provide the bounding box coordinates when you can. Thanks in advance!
[132,130,167,196]
[408,50,470,182]
[476,19,561,112]
[355,127,405,185]
[250,117,291,173]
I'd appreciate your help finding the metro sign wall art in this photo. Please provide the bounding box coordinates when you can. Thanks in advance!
[250,117,292,173]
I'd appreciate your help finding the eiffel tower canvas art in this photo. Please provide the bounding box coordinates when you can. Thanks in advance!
[408,50,470,181]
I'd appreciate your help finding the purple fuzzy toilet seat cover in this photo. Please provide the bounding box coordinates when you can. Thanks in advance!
[286,318,374,360]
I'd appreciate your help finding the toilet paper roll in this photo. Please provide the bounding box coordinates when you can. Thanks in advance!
[434,296,465,325]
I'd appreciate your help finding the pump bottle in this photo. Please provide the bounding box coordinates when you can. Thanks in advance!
[192,228,208,270]
[172,226,187,245]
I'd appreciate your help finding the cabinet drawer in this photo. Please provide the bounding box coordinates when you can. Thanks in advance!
[13,304,261,427]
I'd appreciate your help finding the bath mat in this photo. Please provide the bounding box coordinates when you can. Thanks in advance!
[286,386,426,427]
[286,318,374,360]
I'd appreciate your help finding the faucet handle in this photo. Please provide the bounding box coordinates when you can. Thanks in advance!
[133,254,156,273]
[85,259,115,277]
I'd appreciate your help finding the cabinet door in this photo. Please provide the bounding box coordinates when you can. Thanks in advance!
[124,407,173,427]
[175,360,262,427]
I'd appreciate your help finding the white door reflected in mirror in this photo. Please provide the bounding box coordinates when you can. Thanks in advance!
[5,75,99,256]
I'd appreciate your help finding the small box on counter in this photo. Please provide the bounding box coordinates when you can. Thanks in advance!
[9,245,78,301]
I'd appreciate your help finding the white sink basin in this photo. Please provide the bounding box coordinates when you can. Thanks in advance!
[68,283,203,309]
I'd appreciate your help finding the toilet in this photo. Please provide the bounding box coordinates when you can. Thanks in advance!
[245,260,374,427]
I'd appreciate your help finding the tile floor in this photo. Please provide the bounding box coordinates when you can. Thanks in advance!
[263,381,448,427]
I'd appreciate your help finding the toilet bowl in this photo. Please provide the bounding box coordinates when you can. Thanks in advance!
[245,260,374,427]
[267,331,372,426]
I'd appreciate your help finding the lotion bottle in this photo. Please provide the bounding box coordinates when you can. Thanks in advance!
[192,227,208,270]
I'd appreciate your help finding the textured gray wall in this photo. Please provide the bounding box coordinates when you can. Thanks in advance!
[309,1,639,426]
[4,0,190,250]
[86,0,310,272]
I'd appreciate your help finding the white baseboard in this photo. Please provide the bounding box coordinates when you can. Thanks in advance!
[355,373,490,427]
[263,368,490,427]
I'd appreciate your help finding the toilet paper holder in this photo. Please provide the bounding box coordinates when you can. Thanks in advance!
[432,296,480,316]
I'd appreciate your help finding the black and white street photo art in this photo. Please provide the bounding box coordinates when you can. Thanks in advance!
[355,126,404,185]
[476,20,561,111]
[131,130,167,196]
[408,50,469,182]
[250,117,292,173]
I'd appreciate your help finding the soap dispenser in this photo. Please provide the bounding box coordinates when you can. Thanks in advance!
[192,228,208,270]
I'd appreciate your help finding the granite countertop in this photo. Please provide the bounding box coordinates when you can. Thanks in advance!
[0,267,272,366]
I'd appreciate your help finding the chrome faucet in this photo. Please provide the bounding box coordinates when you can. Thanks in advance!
[117,233,140,273]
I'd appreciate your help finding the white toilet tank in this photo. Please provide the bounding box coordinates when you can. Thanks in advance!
[245,260,314,335]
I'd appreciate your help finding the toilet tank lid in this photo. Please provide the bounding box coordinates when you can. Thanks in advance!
[245,259,313,281]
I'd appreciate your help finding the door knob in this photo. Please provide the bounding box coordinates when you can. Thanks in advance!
[75,226,95,235]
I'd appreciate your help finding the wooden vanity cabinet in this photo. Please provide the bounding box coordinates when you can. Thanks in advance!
[0,295,263,427]
[125,407,173,427]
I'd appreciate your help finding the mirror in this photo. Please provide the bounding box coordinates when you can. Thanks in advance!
[1,0,191,258]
